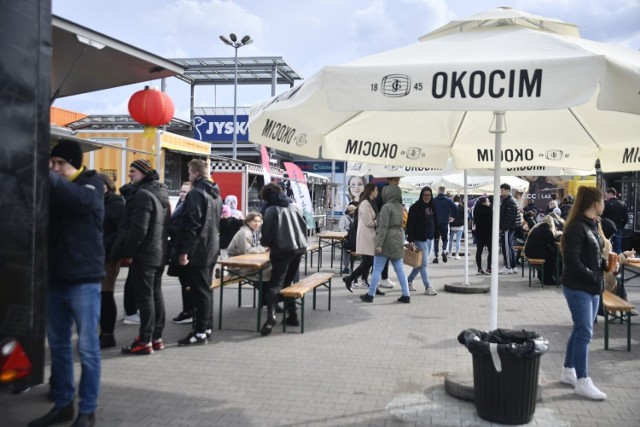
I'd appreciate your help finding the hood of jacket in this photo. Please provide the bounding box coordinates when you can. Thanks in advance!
[193,175,220,199]
[266,192,290,208]
[382,185,402,205]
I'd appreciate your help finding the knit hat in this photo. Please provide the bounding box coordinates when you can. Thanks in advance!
[130,159,153,175]
[51,139,83,169]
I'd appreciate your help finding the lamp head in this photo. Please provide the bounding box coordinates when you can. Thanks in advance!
[241,35,251,44]
[219,35,232,46]
[229,33,237,42]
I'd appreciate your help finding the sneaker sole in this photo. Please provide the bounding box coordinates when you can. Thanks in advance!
[172,319,193,324]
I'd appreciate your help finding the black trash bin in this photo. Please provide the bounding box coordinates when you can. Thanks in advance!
[458,328,549,425]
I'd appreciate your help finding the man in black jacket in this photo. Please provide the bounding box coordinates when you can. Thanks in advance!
[176,159,222,345]
[259,183,308,336]
[119,159,170,355]
[30,140,104,427]
[499,183,520,274]
[603,188,628,254]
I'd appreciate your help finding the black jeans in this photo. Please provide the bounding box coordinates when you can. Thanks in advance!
[475,237,492,271]
[183,263,215,334]
[128,262,166,342]
[267,252,303,315]
[177,267,194,314]
[349,255,373,282]
[123,273,137,316]
[434,223,449,256]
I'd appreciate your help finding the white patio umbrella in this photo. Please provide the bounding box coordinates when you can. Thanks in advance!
[249,7,640,328]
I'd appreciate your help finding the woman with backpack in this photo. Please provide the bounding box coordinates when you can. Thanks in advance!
[342,183,379,293]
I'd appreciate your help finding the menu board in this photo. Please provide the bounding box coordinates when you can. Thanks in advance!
[164,151,182,197]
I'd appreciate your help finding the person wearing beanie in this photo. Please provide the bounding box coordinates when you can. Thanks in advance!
[117,158,170,355]
[30,140,104,427]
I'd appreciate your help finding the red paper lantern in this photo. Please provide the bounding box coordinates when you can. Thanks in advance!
[128,86,174,127]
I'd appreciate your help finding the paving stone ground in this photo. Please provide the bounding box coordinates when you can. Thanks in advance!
[2,240,640,426]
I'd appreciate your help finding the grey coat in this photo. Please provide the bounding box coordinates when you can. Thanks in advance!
[376,185,405,259]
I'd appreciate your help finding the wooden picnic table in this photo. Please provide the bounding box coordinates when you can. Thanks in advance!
[217,252,270,332]
[316,231,347,270]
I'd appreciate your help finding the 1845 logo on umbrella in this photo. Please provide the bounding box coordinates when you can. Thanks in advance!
[379,74,411,97]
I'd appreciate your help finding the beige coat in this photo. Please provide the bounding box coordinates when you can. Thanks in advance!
[356,199,377,256]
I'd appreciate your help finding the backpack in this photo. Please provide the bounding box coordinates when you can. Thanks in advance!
[345,209,358,252]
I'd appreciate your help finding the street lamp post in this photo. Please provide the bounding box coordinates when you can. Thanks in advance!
[219,33,252,160]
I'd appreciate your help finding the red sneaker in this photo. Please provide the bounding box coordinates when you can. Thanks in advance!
[121,337,153,355]
[152,338,165,351]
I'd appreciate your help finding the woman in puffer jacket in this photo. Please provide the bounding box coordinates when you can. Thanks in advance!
[359,185,410,303]
[559,186,608,401]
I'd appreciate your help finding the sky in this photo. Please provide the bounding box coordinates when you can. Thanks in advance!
[52,0,640,121]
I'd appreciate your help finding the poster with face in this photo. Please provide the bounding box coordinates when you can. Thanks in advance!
[348,176,366,202]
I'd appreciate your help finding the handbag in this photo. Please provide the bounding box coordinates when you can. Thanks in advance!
[403,246,422,268]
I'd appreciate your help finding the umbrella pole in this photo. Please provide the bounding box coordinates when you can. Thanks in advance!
[489,111,505,330]
[463,170,469,285]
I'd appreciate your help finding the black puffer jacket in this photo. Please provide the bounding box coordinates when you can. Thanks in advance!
[500,194,519,231]
[603,197,628,230]
[406,190,437,242]
[119,172,170,267]
[560,216,604,295]
[176,176,222,266]
[260,193,308,259]
[49,169,105,285]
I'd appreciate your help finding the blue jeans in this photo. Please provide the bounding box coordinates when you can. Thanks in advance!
[367,255,409,297]
[563,286,599,379]
[407,240,433,288]
[47,283,101,414]
[448,228,464,254]
[612,229,623,254]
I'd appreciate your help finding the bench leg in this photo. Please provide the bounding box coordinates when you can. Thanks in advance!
[300,295,305,334]
[604,309,610,350]
[540,265,544,289]
[626,312,631,352]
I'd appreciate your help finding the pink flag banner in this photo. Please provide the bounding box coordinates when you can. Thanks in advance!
[260,145,271,184]
[283,162,315,229]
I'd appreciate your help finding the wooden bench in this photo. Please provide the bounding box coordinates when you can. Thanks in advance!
[602,290,635,351]
[301,243,321,275]
[524,257,545,288]
[279,272,333,333]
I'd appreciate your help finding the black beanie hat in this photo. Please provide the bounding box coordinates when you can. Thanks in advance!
[130,159,153,175]
[51,139,83,169]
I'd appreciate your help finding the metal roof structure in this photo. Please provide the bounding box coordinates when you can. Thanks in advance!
[170,56,302,87]
[52,15,184,101]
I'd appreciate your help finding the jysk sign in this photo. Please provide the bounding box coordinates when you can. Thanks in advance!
[193,115,249,142]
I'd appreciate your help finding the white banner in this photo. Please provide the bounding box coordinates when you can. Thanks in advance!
[284,162,316,229]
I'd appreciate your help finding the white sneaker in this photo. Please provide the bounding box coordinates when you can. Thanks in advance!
[512,267,518,274]
[560,367,577,386]
[408,282,416,291]
[424,287,438,296]
[454,255,461,260]
[575,377,607,400]
[352,279,360,289]
[122,312,140,325]
[379,278,395,289]
[498,267,513,275]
